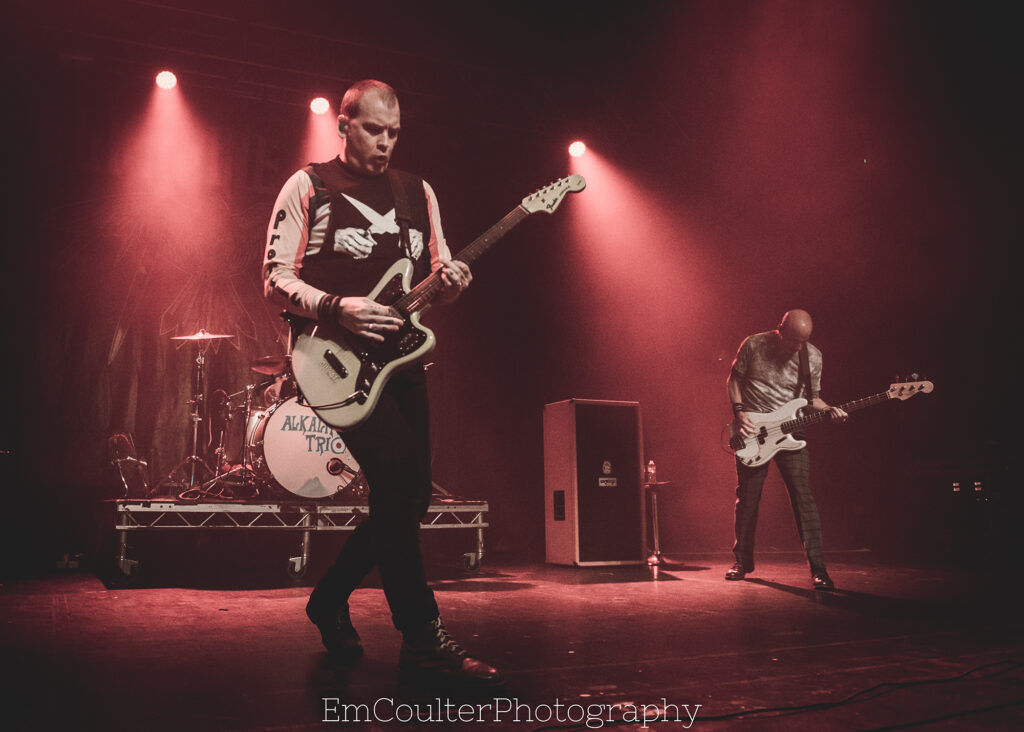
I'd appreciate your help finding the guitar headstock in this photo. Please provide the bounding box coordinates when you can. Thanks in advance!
[887,380,934,400]
[521,174,587,214]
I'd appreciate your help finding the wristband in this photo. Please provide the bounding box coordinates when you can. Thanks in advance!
[732,402,745,414]
[319,294,340,320]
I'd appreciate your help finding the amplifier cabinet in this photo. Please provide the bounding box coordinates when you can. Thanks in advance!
[543,399,645,565]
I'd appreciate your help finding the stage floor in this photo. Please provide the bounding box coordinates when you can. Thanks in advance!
[2,553,1021,730]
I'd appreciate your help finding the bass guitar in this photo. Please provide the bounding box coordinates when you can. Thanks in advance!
[728,380,933,468]
[292,174,586,430]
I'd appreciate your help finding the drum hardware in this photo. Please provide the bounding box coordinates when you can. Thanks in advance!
[179,382,266,501]
[107,432,152,498]
[165,329,233,494]
[326,458,359,478]
[260,373,297,407]
[166,338,367,502]
[250,354,291,376]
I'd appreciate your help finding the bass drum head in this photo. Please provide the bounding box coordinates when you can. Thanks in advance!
[249,397,364,500]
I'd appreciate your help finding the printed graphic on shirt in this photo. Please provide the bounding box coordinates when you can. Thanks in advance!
[333,227,375,260]
[334,193,424,260]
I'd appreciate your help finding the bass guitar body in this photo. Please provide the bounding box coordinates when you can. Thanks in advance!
[730,398,809,468]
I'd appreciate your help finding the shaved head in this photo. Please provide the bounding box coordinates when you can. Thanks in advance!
[779,309,813,341]
[773,309,813,356]
[340,79,398,120]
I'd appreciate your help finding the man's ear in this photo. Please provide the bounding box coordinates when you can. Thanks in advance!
[337,115,349,137]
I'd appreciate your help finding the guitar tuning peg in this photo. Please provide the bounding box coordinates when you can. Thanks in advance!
[910,372,919,380]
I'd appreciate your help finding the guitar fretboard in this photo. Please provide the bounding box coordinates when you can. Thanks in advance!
[781,391,891,434]
[394,205,531,315]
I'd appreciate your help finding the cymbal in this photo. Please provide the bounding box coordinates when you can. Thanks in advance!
[171,329,234,341]
[250,355,291,375]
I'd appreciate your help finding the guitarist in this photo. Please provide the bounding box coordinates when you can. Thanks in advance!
[726,309,848,590]
[262,80,499,688]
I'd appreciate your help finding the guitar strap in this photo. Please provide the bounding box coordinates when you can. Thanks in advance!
[387,170,414,258]
[790,345,813,441]
[798,345,812,400]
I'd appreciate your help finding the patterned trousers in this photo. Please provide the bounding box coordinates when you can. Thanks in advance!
[732,447,826,572]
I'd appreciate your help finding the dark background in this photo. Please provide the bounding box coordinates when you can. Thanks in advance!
[1,0,1016,576]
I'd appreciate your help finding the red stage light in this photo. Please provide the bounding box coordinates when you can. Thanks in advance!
[155,71,177,90]
[310,97,330,115]
[568,141,587,158]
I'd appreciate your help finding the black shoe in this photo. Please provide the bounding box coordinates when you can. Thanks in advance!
[812,570,835,591]
[399,617,502,689]
[306,596,363,658]
[725,563,747,581]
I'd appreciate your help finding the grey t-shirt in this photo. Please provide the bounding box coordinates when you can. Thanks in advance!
[730,331,822,414]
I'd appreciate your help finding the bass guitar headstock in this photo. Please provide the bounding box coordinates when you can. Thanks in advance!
[887,377,934,400]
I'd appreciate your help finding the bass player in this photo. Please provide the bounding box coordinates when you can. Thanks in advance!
[726,309,848,590]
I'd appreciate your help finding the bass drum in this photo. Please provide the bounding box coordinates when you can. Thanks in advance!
[247,397,366,500]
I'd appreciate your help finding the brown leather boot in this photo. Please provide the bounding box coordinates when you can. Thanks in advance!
[399,616,502,688]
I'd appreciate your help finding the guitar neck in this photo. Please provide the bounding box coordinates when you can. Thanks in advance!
[783,391,892,433]
[394,205,531,314]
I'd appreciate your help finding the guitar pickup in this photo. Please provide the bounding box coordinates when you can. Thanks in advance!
[324,350,348,378]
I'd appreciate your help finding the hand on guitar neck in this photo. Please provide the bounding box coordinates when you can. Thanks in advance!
[435,258,473,305]
[811,400,849,425]
[329,258,472,342]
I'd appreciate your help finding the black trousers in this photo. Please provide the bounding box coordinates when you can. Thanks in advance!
[311,367,439,632]
[732,447,826,573]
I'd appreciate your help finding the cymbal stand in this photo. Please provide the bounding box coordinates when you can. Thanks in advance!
[237,383,257,489]
[168,341,215,493]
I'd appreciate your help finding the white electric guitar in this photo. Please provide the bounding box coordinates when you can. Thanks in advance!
[291,174,587,431]
[728,380,933,468]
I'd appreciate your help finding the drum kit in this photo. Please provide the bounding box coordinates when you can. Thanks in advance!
[166,329,368,501]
